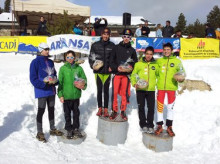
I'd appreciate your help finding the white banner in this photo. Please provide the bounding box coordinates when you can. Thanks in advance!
[47,34,136,55]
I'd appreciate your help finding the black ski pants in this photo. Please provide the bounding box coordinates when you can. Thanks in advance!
[63,99,80,131]
[96,74,111,108]
[136,91,155,128]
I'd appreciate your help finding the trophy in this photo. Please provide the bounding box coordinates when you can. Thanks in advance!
[135,74,148,89]
[43,67,58,84]
[173,65,186,82]
[73,73,85,88]
[119,58,133,73]
[90,53,103,71]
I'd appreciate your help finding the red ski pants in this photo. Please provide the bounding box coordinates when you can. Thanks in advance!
[112,75,131,112]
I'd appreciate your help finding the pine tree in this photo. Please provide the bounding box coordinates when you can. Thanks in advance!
[0,7,3,14]
[47,10,74,35]
[207,5,220,29]
[4,0,11,12]
[186,19,205,37]
[175,13,187,34]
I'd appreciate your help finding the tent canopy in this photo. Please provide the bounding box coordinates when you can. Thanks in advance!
[12,0,90,29]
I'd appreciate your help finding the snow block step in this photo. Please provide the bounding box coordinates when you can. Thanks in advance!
[97,116,128,146]
[142,130,173,152]
[57,130,87,144]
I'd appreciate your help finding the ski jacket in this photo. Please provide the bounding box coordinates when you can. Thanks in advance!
[89,39,115,74]
[58,62,87,100]
[93,19,108,36]
[162,26,174,38]
[30,55,57,98]
[131,58,158,91]
[109,41,138,75]
[156,55,185,91]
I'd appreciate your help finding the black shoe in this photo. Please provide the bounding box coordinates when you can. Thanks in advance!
[109,111,118,120]
[73,129,83,138]
[66,130,73,139]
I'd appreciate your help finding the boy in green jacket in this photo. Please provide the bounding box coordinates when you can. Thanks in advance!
[131,46,158,133]
[58,50,87,139]
[155,43,185,137]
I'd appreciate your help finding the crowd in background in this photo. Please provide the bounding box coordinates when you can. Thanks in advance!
[35,16,220,39]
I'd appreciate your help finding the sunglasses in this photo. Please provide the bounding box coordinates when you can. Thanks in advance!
[44,48,50,51]
[122,35,131,39]
[66,56,74,59]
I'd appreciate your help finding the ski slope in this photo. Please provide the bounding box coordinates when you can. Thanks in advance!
[0,53,220,164]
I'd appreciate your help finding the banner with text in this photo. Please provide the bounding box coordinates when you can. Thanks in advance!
[0,37,19,52]
[47,34,136,55]
[136,37,180,52]
[180,38,220,59]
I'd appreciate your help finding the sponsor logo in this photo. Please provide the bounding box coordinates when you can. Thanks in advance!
[170,63,175,67]
[197,40,205,49]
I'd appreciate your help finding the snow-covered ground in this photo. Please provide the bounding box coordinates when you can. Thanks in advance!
[0,53,220,164]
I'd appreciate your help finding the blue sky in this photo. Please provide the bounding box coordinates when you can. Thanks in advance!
[69,0,219,25]
[1,0,219,25]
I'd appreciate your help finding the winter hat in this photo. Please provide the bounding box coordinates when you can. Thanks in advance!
[101,28,111,35]
[122,29,132,36]
[95,17,99,22]
[38,42,49,52]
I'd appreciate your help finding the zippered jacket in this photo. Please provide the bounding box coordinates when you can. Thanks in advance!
[156,55,185,91]
[30,55,57,98]
[109,41,138,75]
[131,57,158,91]
[58,62,87,100]
[89,39,115,74]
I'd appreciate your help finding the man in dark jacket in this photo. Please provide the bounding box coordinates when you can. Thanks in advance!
[141,21,150,37]
[205,23,216,38]
[37,16,48,36]
[30,42,62,142]
[93,17,108,36]
[89,28,115,117]
[109,29,138,120]
[162,20,174,38]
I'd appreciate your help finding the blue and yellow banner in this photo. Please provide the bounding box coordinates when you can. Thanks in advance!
[18,36,47,54]
[0,36,219,59]
[0,37,19,52]
[180,38,220,59]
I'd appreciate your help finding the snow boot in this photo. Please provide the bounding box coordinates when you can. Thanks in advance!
[120,111,127,121]
[103,108,109,117]
[96,107,103,116]
[167,126,175,137]
[155,125,163,135]
[66,130,73,139]
[50,129,63,136]
[36,132,46,142]
[147,128,154,134]
[73,129,83,138]
[109,111,118,120]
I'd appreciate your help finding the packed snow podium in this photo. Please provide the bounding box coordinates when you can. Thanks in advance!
[29,27,185,143]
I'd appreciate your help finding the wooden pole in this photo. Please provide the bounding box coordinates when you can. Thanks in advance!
[11,0,16,36]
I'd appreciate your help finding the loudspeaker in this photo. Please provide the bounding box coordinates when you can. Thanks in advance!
[123,13,131,26]
[19,15,28,27]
